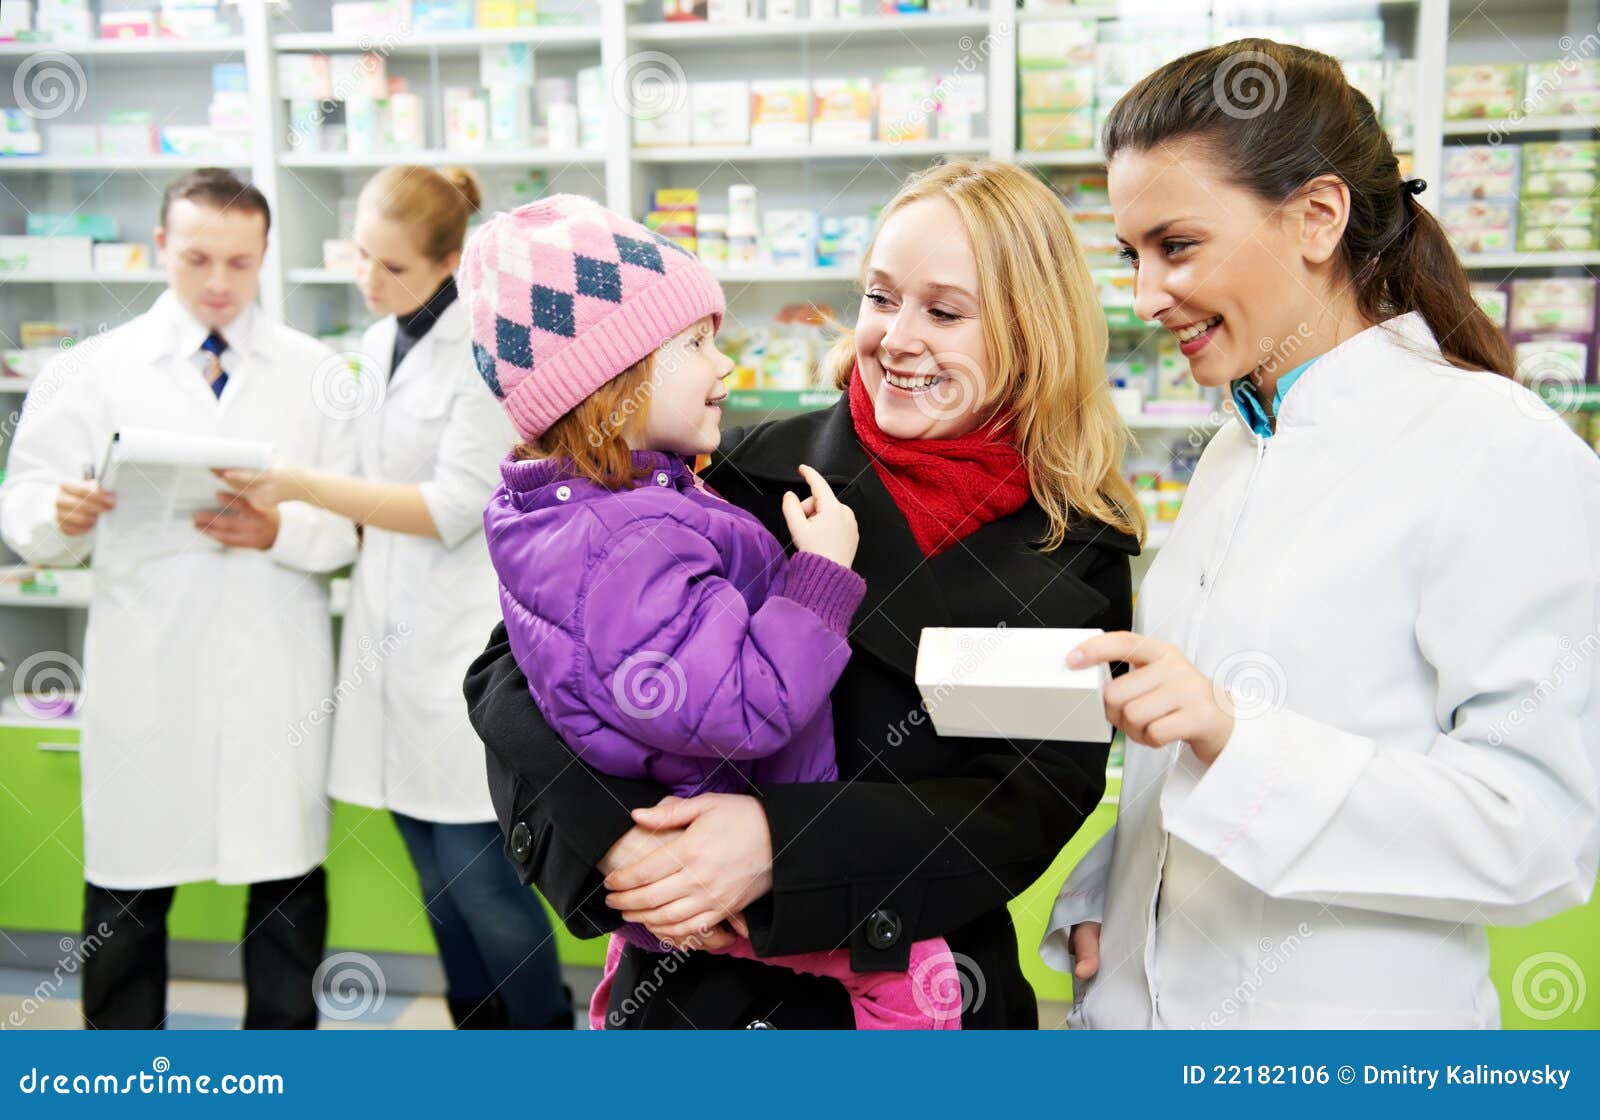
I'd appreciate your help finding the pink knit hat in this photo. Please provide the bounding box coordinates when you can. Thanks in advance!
[458,194,726,440]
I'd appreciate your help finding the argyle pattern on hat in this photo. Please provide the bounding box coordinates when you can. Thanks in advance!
[459,194,726,441]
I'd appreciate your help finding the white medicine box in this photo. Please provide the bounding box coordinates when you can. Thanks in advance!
[914,627,1112,744]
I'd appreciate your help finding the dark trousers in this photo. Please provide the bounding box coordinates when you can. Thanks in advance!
[81,867,328,1029]
[391,812,569,1028]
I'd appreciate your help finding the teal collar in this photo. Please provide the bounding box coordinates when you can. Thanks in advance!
[1231,356,1317,438]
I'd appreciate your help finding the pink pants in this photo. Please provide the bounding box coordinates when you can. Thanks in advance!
[589,931,963,1030]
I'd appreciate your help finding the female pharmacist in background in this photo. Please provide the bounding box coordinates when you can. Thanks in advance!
[220,165,570,1029]
[1047,39,1600,1028]
[464,159,1143,1028]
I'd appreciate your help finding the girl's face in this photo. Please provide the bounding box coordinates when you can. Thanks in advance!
[635,316,734,457]
[353,208,458,317]
[855,197,992,441]
[1108,140,1350,388]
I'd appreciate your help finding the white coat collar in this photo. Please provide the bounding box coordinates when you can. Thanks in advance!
[138,289,271,365]
[1271,311,1442,434]
[389,294,469,385]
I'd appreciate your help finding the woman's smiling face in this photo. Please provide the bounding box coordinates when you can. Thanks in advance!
[1108,139,1339,388]
[854,197,992,440]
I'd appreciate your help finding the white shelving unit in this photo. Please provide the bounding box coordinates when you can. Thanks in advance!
[277,146,605,168]
[271,25,603,54]
[0,270,164,284]
[628,11,991,44]
[0,0,1539,328]
[631,139,991,163]
[2,0,1596,705]
[1442,114,1600,137]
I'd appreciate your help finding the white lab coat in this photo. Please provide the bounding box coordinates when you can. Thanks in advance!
[325,298,518,823]
[0,291,359,889]
[1042,312,1600,1028]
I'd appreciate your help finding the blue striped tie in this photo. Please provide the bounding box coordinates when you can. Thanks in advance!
[199,332,229,398]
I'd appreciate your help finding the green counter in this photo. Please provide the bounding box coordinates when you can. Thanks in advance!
[4,729,1595,1027]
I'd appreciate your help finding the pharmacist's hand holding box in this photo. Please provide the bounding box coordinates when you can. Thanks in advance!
[1066,631,1240,765]
[915,627,1113,744]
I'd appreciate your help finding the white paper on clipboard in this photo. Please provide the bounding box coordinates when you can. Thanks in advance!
[915,626,1112,744]
[99,427,274,524]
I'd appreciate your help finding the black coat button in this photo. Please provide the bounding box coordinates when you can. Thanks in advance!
[509,821,534,863]
[865,908,901,950]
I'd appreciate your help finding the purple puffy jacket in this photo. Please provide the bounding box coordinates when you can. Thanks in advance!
[484,450,867,797]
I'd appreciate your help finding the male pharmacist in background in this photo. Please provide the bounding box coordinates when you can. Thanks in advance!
[0,169,358,1028]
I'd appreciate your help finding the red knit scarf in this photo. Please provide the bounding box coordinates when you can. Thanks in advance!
[847,366,1031,558]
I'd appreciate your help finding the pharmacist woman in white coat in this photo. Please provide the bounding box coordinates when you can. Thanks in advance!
[221,166,569,1028]
[1042,39,1600,1028]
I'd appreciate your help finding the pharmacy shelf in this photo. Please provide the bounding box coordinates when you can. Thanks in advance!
[1124,412,1224,431]
[0,271,161,285]
[1016,149,1107,168]
[286,268,357,285]
[0,587,91,609]
[716,390,1233,429]
[277,147,604,169]
[0,155,250,173]
[0,571,352,615]
[1461,250,1600,270]
[712,266,857,283]
[0,713,82,733]
[1541,383,1600,412]
[626,13,991,46]
[723,388,842,411]
[271,25,601,55]
[1021,0,1422,19]
[0,36,247,58]
[1442,114,1600,137]
[288,264,857,284]
[0,379,34,394]
[632,140,990,164]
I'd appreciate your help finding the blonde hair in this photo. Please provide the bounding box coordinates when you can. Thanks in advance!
[825,158,1144,548]
[513,354,657,489]
[358,164,483,262]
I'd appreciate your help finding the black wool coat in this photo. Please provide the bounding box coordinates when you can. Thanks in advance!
[464,397,1137,1028]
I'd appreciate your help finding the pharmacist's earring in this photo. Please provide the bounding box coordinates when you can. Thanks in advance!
[1403,177,1427,197]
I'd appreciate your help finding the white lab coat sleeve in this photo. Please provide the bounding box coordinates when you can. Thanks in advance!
[1040,825,1117,973]
[1160,425,1600,927]
[0,352,105,567]
[268,363,360,574]
[416,371,515,549]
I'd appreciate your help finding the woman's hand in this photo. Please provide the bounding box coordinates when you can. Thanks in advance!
[213,465,308,509]
[782,464,858,568]
[602,793,774,947]
[194,491,281,550]
[1069,631,1235,765]
[1069,921,1101,982]
[598,823,685,878]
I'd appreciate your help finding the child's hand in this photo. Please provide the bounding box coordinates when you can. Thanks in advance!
[782,464,858,569]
